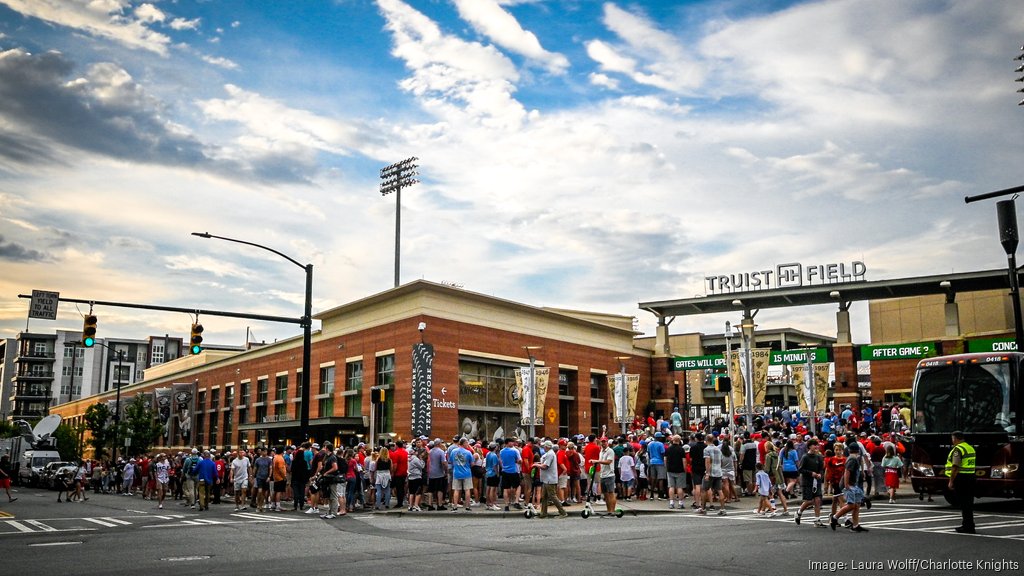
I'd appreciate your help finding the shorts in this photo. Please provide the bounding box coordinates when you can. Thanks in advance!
[701,476,723,492]
[486,475,500,488]
[723,471,735,481]
[428,477,447,494]
[621,478,635,490]
[801,478,822,501]
[256,478,270,491]
[233,479,249,491]
[452,477,473,492]
[558,475,568,489]
[500,472,521,490]
[782,470,798,480]
[649,464,666,481]
[273,480,287,493]
[408,478,424,495]
[667,472,686,490]
[600,476,616,494]
[843,485,865,505]
[0,478,10,489]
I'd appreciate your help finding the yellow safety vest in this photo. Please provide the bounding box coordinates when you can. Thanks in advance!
[945,442,976,476]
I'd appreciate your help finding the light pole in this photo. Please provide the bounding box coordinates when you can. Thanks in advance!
[192,232,314,438]
[739,314,757,431]
[379,157,419,288]
[724,321,734,438]
[523,346,542,438]
[91,340,126,462]
[614,356,631,435]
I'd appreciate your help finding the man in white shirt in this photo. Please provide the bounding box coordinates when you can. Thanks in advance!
[598,438,617,515]
[532,441,567,519]
[701,434,726,515]
[229,450,251,512]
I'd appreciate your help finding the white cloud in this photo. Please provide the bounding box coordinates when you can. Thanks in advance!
[201,55,239,70]
[451,0,569,74]
[377,0,529,130]
[0,0,172,55]
[585,3,706,93]
[134,3,165,24]
[169,17,201,31]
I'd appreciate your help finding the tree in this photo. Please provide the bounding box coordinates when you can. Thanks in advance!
[53,423,83,463]
[83,403,115,461]
[0,420,18,439]
[119,395,163,459]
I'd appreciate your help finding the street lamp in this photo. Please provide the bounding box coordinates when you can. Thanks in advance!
[87,339,126,462]
[523,346,542,438]
[379,157,419,288]
[192,232,314,438]
[614,356,631,435]
[724,321,735,438]
[739,314,757,431]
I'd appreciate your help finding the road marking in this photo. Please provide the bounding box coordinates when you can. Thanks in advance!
[233,512,301,522]
[30,541,82,546]
[6,520,34,533]
[24,519,57,532]
[863,514,959,527]
[82,518,118,527]
[101,517,133,525]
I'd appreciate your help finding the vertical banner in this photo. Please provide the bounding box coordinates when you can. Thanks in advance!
[173,382,196,445]
[155,388,172,440]
[411,343,434,438]
[794,366,829,414]
[626,374,640,421]
[609,374,622,423]
[515,368,533,425]
[731,349,771,410]
[105,400,118,427]
[608,373,640,423]
[532,368,549,426]
[138,392,154,414]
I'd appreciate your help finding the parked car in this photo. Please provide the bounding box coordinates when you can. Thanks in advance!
[40,461,76,489]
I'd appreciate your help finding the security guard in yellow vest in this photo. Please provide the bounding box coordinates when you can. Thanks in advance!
[945,430,976,533]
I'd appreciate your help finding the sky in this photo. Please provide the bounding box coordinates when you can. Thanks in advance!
[1,0,1023,350]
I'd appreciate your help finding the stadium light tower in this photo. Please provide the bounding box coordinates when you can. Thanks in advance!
[380,157,420,288]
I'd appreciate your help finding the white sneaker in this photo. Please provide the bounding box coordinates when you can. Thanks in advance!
[304,507,318,515]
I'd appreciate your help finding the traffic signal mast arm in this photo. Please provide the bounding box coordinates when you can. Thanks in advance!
[18,294,303,325]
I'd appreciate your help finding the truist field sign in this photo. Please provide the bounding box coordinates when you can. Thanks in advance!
[705,261,866,294]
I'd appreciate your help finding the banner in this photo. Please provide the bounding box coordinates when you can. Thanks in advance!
[411,343,434,438]
[729,348,771,410]
[609,373,640,423]
[172,382,196,445]
[105,400,118,427]
[515,367,548,426]
[155,388,172,440]
[794,364,829,414]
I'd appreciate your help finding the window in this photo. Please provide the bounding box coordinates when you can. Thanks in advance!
[197,391,206,413]
[222,411,233,446]
[211,388,220,410]
[152,343,165,364]
[257,378,268,403]
[590,374,607,434]
[240,382,250,405]
[33,342,47,355]
[319,397,334,418]
[376,355,395,387]
[256,405,267,424]
[458,361,517,408]
[238,407,248,425]
[208,413,218,446]
[61,366,83,377]
[225,386,235,407]
[274,402,287,421]
[319,366,335,395]
[275,374,288,402]
[137,351,147,364]
[346,361,363,417]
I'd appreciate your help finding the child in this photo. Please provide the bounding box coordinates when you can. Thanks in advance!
[754,462,772,516]
[636,446,649,501]
[825,449,845,496]
[619,446,636,501]
[881,444,903,504]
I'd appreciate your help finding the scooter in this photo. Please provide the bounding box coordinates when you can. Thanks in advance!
[580,464,623,519]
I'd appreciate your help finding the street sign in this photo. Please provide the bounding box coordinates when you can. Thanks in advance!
[769,348,828,365]
[859,342,938,361]
[670,354,726,371]
[28,290,59,320]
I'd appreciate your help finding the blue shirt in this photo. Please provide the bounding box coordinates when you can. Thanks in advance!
[195,457,217,484]
[449,446,474,480]
[485,451,499,477]
[499,447,521,474]
[648,440,666,465]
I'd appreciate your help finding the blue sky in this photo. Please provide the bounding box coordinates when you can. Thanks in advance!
[1,0,1022,348]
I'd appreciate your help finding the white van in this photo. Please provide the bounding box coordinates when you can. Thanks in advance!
[18,449,62,487]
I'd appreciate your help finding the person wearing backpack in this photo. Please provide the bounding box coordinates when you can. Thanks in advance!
[181,449,200,508]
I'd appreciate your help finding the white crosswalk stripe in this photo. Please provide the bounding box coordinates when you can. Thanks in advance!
[6,520,35,533]
[24,519,58,532]
[233,512,301,522]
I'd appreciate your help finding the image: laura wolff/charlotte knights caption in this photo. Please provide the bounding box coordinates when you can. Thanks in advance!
[808,559,1019,573]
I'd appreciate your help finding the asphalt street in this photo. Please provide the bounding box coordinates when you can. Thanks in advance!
[2,488,1022,576]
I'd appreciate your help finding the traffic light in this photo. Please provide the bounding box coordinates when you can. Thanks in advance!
[82,315,97,347]
[716,376,731,392]
[370,385,385,404]
[189,323,204,354]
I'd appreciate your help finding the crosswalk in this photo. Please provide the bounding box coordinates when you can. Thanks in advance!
[748,504,1024,539]
[1,511,305,536]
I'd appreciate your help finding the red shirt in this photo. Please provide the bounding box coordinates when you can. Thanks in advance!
[390,448,409,477]
[521,444,534,469]
[582,442,601,472]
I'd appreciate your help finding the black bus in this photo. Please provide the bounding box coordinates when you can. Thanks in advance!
[910,352,1023,504]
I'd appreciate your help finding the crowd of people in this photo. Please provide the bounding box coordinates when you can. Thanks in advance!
[21,402,909,533]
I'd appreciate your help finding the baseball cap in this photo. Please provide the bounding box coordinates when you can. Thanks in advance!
[312,443,320,449]
[654,432,663,438]
[191,448,199,454]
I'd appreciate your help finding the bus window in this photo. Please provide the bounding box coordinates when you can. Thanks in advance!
[960,363,1014,433]
[913,365,956,434]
